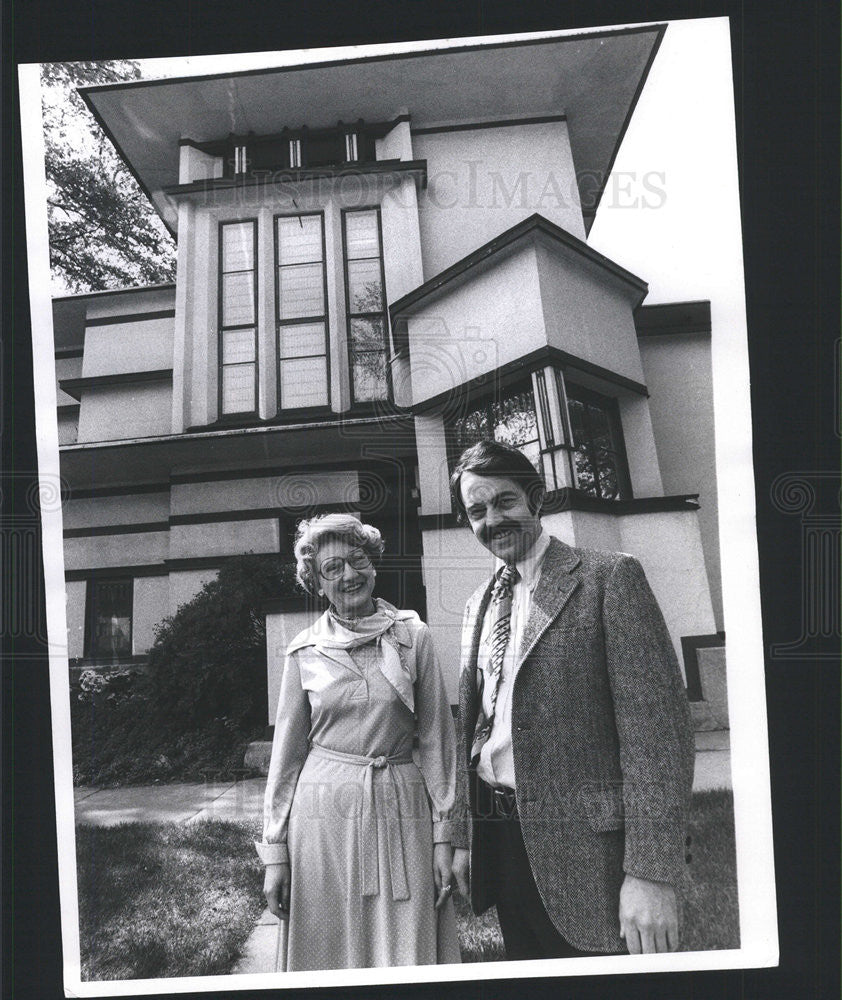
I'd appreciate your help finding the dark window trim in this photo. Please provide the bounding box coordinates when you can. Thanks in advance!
[680,632,726,702]
[59,369,173,401]
[341,205,393,406]
[55,347,84,359]
[412,346,648,418]
[218,218,259,418]
[273,210,331,412]
[84,575,134,659]
[411,114,568,136]
[85,309,175,328]
[64,522,169,538]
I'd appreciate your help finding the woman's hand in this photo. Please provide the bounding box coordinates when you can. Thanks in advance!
[433,842,454,910]
[263,862,291,920]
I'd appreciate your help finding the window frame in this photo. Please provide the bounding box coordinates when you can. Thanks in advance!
[340,205,393,406]
[273,210,332,413]
[444,374,543,475]
[84,575,134,661]
[558,377,633,500]
[217,218,259,419]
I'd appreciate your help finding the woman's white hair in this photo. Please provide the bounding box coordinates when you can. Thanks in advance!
[293,513,384,596]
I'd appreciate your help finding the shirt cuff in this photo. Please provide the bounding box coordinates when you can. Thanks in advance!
[254,840,289,865]
[433,818,454,844]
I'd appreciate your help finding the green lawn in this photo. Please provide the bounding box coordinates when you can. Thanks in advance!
[77,789,738,980]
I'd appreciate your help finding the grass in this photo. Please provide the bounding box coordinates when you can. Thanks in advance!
[77,790,738,980]
[76,819,265,981]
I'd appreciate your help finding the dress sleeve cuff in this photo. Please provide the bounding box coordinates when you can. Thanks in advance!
[254,841,289,865]
[433,818,453,844]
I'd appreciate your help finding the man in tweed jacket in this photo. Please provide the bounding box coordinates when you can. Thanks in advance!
[449,441,694,958]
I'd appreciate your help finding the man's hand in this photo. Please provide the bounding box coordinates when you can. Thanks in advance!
[264,862,291,920]
[451,847,470,898]
[619,874,678,953]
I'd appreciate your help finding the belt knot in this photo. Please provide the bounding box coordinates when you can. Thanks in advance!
[370,755,388,769]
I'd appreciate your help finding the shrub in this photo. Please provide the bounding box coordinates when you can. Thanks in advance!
[70,554,302,785]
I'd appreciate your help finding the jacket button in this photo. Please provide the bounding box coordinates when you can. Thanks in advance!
[685,853,692,863]
[685,835,692,847]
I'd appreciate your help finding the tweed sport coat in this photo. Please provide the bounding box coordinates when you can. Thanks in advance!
[456,536,695,953]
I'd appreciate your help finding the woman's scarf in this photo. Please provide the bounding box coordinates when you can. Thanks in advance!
[286,599,417,712]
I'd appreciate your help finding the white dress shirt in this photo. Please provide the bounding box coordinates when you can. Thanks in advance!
[476,529,551,789]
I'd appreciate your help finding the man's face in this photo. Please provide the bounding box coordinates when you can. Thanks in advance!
[459,471,543,565]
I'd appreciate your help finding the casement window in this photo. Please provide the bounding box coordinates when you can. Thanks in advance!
[218,220,258,415]
[85,577,132,659]
[560,380,631,500]
[342,208,391,402]
[275,213,330,409]
[450,378,541,472]
[344,131,359,162]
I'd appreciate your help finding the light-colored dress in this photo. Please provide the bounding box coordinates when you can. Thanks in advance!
[256,600,461,970]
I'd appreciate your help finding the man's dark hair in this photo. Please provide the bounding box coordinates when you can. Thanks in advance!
[450,439,546,521]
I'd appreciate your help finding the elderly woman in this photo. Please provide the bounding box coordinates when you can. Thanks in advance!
[255,513,461,970]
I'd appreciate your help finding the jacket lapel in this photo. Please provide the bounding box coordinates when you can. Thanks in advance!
[517,537,581,667]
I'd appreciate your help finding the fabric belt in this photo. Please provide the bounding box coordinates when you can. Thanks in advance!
[308,743,413,901]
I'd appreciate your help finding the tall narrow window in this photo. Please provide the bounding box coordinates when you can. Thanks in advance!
[219,220,257,415]
[343,208,390,402]
[344,131,359,161]
[288,138,302,168]
[85,577,132,659]
[275,213,330,409]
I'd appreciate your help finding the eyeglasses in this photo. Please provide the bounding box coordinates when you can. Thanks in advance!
[317,548,373,581]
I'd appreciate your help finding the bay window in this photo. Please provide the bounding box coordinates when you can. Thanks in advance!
[275,213,330,409]
[450,378,541,471]
[558,378,631,500]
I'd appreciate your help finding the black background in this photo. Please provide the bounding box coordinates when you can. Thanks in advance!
[2,2,839,999]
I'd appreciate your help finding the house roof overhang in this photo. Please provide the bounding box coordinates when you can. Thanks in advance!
[80,24,665,237]
[388,213,648,356]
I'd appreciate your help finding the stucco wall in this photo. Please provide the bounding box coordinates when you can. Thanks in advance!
[168,569,219,614]
[170,471,359,516]
[58,412,79,445]
[407,245,546,405]
[536,243,645,385]
[81,317,173,378]
[639,332,722,628]
[65,579,87,659]
[77,382,173,442]
[63,493,170,529]
[63,531,170,571]
[414,121,585,279]
[265,608,319,723]
[420,526,495,702]
[132,575,170,654]
[169,519,282,560]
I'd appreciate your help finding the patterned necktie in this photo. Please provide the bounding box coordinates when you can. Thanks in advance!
[471,564,520,761]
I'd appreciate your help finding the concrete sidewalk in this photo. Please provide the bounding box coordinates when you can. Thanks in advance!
[74,733,732,829]
[74,776,266,827]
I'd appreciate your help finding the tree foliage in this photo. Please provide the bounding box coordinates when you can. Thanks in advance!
[70,554,303,785]
[41,60,177,292]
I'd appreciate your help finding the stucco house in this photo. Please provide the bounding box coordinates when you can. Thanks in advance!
[53,25,727,746]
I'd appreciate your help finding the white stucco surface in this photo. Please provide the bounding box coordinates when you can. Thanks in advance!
[65,580,87,660]
[62,493,170,529]
[265,609,319,723]
[63,532,170,571]
[169,519,281,560]
[81,317,174,378]
[77,382,174,442]
[168,569,219,614]
[639,332,722,628]
[132,575,170,654]
[414,121,585,279]
[170,471,359,515]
